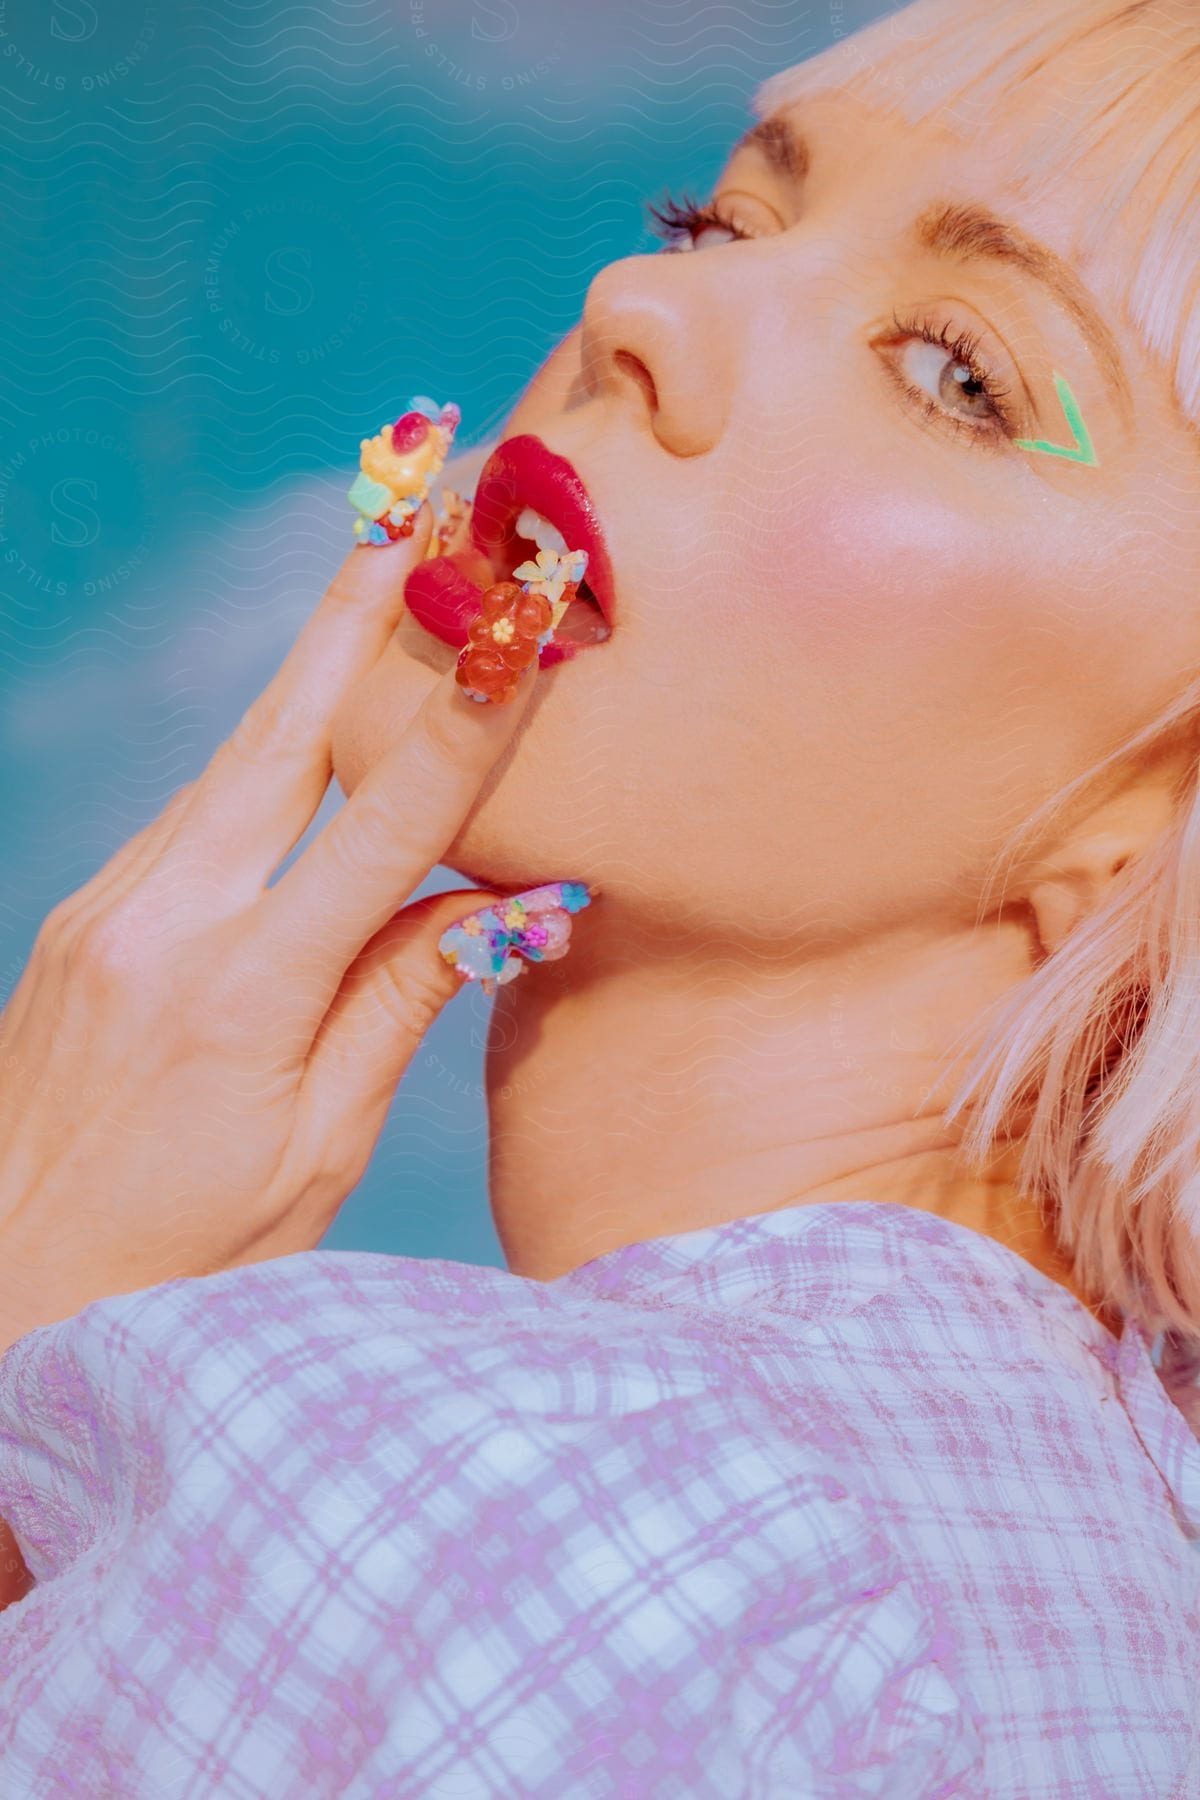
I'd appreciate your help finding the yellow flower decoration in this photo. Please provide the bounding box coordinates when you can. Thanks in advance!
[490,617,516,645]
[513,547,573,606]
[461,916,483,937]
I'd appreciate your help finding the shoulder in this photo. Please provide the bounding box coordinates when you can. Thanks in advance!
[0,1251,984,1792]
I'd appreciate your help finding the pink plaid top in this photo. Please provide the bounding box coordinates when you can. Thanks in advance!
[1,1199,1198,1797]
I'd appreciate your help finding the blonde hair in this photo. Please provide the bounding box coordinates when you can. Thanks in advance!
[756,0,1200,1430]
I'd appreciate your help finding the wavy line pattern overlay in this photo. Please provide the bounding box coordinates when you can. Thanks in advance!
[0,0,902,1263]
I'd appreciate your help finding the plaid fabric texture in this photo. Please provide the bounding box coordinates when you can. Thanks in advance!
[1,1199,1198,1797]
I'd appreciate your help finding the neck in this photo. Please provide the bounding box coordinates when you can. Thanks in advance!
[483,901,1123,1338]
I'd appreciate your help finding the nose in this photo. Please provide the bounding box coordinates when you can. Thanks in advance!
[577,251,735,458]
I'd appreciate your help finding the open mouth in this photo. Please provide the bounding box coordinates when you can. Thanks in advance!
[402,434,616,662]
[495,506,609,646]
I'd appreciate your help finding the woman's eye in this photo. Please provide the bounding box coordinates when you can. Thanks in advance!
[895,337,1001,424]
[884,311,1017,440]
[680,221,738,251]
[646,190,757,253]
[645,191,1018,444]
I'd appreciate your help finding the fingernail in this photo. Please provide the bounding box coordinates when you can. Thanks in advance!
[455,543,590,706]
[348,398,461,547]
[455,582,550,706]
[439,882,599,994]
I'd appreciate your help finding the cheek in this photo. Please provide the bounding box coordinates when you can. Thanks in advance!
[672,456,1143,910]
[757,469,985,653]
[746,462,1110,729]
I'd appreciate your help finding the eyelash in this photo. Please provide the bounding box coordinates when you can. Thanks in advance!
[645,187,1019,447]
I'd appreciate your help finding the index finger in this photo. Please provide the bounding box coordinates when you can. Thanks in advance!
[160,502,440,892]
[241,650,539,1007]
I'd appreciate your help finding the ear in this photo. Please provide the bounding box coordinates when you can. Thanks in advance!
[1025,770,1183,957]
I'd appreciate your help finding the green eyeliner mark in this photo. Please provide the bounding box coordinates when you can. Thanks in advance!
[1014,373,1098,466]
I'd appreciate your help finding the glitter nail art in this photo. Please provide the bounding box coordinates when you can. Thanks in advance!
[438,882,598,994]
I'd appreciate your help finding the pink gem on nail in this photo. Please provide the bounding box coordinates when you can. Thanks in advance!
[391,411,432,452]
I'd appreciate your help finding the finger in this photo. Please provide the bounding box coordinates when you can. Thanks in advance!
[154,502,438,900]
[41,779,199,935]
[238,650,537,1021]
[298,888,502,1172]
[6,780,198,1066]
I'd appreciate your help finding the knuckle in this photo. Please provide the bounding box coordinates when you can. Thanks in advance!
[38,894,81,945]
[222,694,321,769]
[329,783,404,880]
[323,698,470,883]
[314,1135,369,1201]
[373,959,447,1041]
[66,903,157,987]
[414,696,468,778]
[321,561,367,611]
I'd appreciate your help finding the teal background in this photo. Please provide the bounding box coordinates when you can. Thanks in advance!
[0,0,901,1269]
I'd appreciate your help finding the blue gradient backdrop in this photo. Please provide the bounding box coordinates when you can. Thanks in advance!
[1,0,902,1268]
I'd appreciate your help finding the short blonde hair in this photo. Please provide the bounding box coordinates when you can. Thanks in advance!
[757,0,1200,1428]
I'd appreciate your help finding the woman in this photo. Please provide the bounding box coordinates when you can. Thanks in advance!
[2,0,1199,1790]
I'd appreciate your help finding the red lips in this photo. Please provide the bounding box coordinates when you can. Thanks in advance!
[402,435,615,662]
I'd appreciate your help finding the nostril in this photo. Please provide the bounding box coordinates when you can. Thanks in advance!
[612,348,658,413]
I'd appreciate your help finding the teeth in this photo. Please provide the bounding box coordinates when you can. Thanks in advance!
[516,505,568,556]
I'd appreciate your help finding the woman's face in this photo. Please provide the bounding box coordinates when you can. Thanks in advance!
[331,81,1200,942]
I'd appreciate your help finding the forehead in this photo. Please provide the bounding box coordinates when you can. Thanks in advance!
[748,77,1142,261]
[738,85,1125,324]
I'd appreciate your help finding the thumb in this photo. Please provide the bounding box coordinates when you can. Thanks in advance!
[299,881,594,1173]
[301,887,506,1128]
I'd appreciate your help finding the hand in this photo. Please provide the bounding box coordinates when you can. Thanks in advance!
[0,504,534,1354]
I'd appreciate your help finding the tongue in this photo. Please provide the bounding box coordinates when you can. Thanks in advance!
[551,586,611,646]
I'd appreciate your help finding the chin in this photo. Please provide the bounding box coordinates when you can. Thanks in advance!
[434,830,580,905]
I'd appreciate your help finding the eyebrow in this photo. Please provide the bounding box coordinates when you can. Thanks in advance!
[733,115,1133,428]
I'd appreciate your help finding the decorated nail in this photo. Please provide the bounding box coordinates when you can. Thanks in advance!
[431,486,470,559]
[455,542,590,706]
[439,882,598,994]
[454,581,550,706]
[348,396,462,545]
